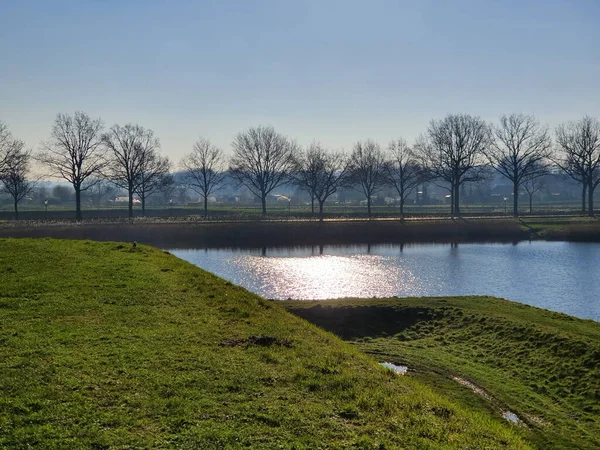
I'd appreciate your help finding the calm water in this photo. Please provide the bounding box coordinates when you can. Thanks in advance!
[170,242,600,321]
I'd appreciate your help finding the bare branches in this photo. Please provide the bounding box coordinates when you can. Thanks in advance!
[230,126,298,215]
[37,112,106,220]
[136,153,171,215]
[555,116,600,216]
[414,114,491,216]
[522,165,548,214]
[486,114,551,216]
[102,123,162,218]
[0,139,35,220]
[293,143,347,219]
[0,121,14,174]
[345,140,387,217]
[181,138,227,217]
[385,138,424,217]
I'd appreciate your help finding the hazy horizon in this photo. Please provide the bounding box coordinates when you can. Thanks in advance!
[2,0,599,163]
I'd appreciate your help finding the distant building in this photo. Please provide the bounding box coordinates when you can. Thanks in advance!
[115,196,141,205]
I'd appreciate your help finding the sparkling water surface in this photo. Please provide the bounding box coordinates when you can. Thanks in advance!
[170,241,600,321]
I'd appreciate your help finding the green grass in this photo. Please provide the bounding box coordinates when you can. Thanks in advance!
[0,239,530,449]
[285,297,600,449]
[520,217,600,241]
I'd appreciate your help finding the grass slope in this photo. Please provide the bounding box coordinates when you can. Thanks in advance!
[521,217,600,242]
[0,239,528,449]
[285,297,600,449]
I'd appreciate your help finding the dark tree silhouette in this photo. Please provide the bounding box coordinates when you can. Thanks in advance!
[345,140,387,218]
[0,138,34,220]
[414,114,491,216]
[102,123,162,218]
[486,114,551,217]
[293,143,347,220]
[38,112,106,220]
[181,138,227,217]
[522,168,547,214]
[555,116,600,216]
[0,121,15,175]
[230,126,298,215]
[385,138,424,218]
[136,153,171,216]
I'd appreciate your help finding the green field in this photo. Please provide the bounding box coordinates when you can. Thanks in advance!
[0,200,596,222]
[0,238,530,448]
[286,297,600,449]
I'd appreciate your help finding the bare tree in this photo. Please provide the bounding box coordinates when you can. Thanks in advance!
[557,148,588,214]
[292,144,320,214]
[522,169,548,214]
[555,116,600,216]
[230,126,298,215]
[181,138,227,217]
[1,139,35,220]
[102,124,161,218]
[385,138,424,218]
[37,112,106,220]
[136,153,171,216]
[414,114,491,216]
[345,140,387,217]
[486,114,552,217]
[0,121,14,174]
[293,143,347,220]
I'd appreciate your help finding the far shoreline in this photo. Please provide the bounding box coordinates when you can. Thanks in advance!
[1,216,599,247]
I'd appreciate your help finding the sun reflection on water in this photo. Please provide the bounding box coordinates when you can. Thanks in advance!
[170,242,600,321]
[229,253,425,300]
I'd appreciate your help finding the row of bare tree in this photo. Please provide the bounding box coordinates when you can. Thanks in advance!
[184,114,600,218]
[33,113,172,220]
[2,112,599,220]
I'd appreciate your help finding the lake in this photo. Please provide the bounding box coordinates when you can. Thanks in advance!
[170,241,600,321]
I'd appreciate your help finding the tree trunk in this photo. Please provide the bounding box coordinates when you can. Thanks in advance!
[589,180,594,217]
[582,184,587,214]
[367,196,372,218]
[204,195,208,218]
[513,181,519,217]
[128,184,134,218]
[75,187,82,221]
[529,194,533,214]
[454,183,460,216]
[261,196,267,215]
[14,199,18,221]
[318,200,325,222]
[311,198,315,215]
[141,196,146,217]
[399,197,404,218]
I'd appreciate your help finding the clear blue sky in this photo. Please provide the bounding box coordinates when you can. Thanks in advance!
[1,0,599,163]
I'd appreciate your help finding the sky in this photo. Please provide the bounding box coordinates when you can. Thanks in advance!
[1,0,599,166]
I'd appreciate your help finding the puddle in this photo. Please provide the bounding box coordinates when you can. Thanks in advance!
[502,410,521,424]
[449,376,527,426]
[381,362,408,375]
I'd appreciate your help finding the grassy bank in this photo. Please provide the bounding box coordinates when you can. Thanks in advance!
[0,239,529,448]
[521,217,600,242]
[285,297,600,449]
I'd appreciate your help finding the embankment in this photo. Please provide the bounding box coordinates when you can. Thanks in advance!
[285,297,600,450]
[0,238,529,448]
[0,218,531,248]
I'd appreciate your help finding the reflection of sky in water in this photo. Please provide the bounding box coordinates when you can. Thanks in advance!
[170,242,600,321]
